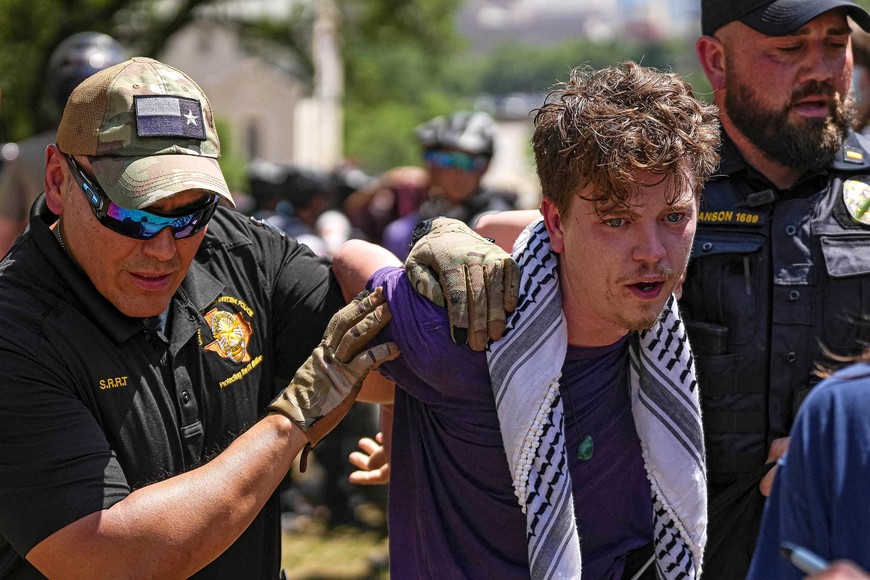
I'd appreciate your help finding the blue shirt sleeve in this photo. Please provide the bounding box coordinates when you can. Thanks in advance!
[747,363,870,579]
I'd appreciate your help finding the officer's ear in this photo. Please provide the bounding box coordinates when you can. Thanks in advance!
[44,144,66,215]
[696,35,727,91]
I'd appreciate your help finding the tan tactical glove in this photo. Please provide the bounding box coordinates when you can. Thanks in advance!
[405,217,520,352]
[270,287,399,471]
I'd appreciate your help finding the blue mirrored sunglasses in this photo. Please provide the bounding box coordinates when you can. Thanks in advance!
[424,150,489,172]
[64,154,219,240]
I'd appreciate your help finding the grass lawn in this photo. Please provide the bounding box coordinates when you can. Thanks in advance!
[281,526,390,579]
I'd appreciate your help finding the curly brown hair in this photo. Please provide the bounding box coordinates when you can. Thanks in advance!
[532,62,721,216]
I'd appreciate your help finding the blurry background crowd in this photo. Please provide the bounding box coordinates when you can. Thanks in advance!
[0,0,715,233]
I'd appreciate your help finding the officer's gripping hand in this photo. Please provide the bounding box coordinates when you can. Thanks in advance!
[270,287,399,471]
[405,217,520,352]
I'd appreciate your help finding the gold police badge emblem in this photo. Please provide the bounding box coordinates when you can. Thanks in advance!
[843,179,870,225]
[203,308,253,363]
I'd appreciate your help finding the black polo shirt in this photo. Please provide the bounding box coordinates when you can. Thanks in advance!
[0,196,345,578]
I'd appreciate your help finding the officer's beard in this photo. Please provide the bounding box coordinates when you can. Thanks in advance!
[725,78,854,172]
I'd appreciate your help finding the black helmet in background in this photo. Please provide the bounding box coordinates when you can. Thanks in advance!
[46,31,127,110]
[247,160,332,211]
[415,111,497,158]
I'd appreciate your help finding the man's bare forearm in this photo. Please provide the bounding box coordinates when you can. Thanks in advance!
[27,413,306,579]
[332,239,401,302]
[332,240,399,405]
[475,209,540,252]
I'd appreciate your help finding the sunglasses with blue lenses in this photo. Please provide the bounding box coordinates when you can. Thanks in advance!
[64,154,219,240]
[424,150,489,172]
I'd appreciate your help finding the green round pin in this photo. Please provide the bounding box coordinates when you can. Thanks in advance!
[577,435,594,461]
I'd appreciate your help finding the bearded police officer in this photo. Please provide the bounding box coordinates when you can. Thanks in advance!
[682,1,870,577]
[0,57,516,578]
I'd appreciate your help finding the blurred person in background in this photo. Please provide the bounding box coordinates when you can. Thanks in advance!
[0,83,6,177]
[0,89,11,179]
[343,165,429,244]
[0,31,127,257]
[246,162,395,531]
[246,159,353,257]
[381,111,518,260]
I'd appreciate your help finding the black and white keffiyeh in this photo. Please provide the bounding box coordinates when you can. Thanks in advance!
[486,218,707,579]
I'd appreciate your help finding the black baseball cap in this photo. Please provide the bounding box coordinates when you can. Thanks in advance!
[701,0,870,36]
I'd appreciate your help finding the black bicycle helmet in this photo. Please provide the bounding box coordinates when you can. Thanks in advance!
[46,31,127,109]
[415,111,497,157]
[247,160,331,210]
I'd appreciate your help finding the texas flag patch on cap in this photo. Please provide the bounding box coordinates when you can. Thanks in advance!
[134,95,207,141]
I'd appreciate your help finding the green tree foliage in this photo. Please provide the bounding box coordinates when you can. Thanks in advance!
[337,2,708,172]
[338,0,469,172]
[459,36,708,104]
[0,0,215,141]
[212,116,247,193]
[211,0,469,173]
[0,0,93,138]
[0,0,711,177]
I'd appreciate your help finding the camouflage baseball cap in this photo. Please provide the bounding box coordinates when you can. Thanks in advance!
[56,57,233,209]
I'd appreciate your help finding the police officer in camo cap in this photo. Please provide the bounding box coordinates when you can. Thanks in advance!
[0,56,402,577]
[0,54,515,578]
[681,1,870,578]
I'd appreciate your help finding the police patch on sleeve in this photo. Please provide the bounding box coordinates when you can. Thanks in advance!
[843,179,870,225]
[134,95,207,141]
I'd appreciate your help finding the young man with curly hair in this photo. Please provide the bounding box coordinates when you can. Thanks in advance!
[334,62,721,580]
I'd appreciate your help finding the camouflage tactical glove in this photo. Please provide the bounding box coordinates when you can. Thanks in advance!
[270,287,399,471]
[405,217,520,352]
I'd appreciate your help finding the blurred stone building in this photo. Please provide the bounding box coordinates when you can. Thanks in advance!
[160,0,343,172]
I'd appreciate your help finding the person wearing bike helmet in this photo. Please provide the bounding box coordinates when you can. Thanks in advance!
[0,31,127,256]
[381,111,518,259]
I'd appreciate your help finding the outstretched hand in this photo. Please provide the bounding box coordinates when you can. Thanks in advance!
[349,404,393,485]
[405,217,519,351]
[807,561,870,580]
[759,437,790,496]
[348,432,390,486]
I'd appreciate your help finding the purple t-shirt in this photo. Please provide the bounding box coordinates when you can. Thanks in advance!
[370,267,653,579]
[560,342,654,578]
[380,212,419,261]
